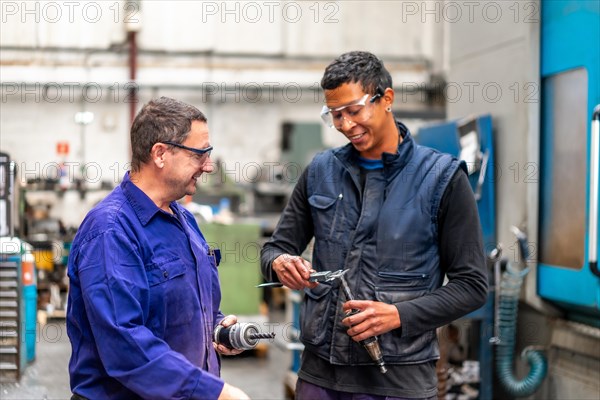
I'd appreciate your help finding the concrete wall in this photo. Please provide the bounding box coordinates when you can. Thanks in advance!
[445,0,544,309]
[0,1,440,58]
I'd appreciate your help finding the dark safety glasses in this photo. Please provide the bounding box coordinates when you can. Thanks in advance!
[161,141,213,164]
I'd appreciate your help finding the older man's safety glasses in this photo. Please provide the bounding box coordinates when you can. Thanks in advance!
[320,93,382,129]
[161,141,213,164]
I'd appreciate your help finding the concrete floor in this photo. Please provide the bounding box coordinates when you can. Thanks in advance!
[0,316,292,400]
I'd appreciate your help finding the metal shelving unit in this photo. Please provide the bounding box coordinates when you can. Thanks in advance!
[0,254,23,382]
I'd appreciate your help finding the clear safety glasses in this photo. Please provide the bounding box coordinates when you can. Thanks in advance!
[320,93,382,129]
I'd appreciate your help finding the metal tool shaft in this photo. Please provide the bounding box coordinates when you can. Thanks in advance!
[339,274,355,301]
[339,273,387,374]
[248,332,276,340]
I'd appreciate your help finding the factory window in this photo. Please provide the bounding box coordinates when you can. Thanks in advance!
[539,67,587,269]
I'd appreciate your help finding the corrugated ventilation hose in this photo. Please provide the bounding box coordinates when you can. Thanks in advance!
[496,261,547,397]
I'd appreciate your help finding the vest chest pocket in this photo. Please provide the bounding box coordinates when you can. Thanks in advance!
[308,193,343,241]
[375,272,430,302]
[300,283,333,346]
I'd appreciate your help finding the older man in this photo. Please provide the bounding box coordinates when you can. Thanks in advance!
[67,97,249,400]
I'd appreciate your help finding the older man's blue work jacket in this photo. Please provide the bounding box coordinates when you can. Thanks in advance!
[67,172,225,399]
[302,126,461,366]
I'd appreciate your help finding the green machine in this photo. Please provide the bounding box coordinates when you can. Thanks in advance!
[280,122,325,178]
[200,223,262,316]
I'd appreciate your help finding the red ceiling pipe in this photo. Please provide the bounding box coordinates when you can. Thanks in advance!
[128,30,138,126]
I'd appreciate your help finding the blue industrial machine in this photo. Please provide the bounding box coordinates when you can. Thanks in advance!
[537,0,600,326]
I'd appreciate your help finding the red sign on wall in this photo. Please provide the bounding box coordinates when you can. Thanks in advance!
[56,141,70,156]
